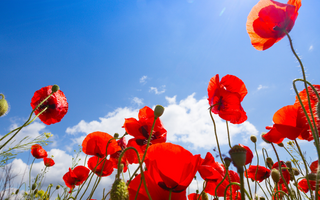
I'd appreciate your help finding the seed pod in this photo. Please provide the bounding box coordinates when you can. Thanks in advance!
[110,179,129,200]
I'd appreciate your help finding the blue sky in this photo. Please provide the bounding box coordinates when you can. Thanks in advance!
[1,0,320,198]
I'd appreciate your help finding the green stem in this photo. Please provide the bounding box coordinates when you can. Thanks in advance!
[29,158,36,200]
[257,182,269,200]
[283,146,304,176]
[224,182,252,200]
[226,121,232,149]
[238,167,245,200]
[168,189,172,200]
[244,165,253,199]
[254,142,259,197]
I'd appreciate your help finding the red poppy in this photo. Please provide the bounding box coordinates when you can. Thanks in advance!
[226,191,241,200]
[293,85,320,141]
[298,178,317,193]
[145,143,201,193]
[310,160,318,173]
[82,131,121,158]
[247,0,301,51]
[239,144,253,165]
[245,165,270,182]
[123,106,167,156]
[273,183,288,200]
[198,152,240,197]
[188,193,202,200]
[63,166,90,193]
[87,156,113,177]
[109,137,129,172]
[43,157,55,167]
[207,74,247,124]
[30,85,68,125]
[272,161,290,184]
[31,144,48,159]
[263,104,309,144]
[128,171,187,200]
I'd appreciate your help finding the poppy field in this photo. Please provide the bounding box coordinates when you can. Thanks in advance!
[1,0,320,199]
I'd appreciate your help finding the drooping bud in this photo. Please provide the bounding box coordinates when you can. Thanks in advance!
[277,143,284,147]
[32,183,37,190]
[154,105,164,118]
[266,157,274,169]
[33,189,38,195]
[56,185,60,190]
[224,157,232,168]
[285,161,292,169]
[114,133,119,138]
[229,145,247,168]
[0,94,9,117]
[261,133,271,144]
[51,85,59,93]
[110,179,129,200]
[271,168,280,183]
[250,135,257,143]
[15,189,19,195]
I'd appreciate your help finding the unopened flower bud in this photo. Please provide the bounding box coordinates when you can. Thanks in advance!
[250,135,257,143]
[271,168,280,183]
[51,85,59,93]
[292,168,300,176]
[308,173,317,181]
[154,105,164,118]
[266,157,273,169]
[201,192,209,200]
[229,145,247,168]
[224,157,232,168]
[15,189,19,195]
[110,179,129,200]
[277,143,284,147]
[33,189,38,195]
[261,133,271,144]
[0,94,9,117]
[285,161,292,169]
[56,185,60,190]
[114,133,119,138]
[32,183,37,190]
[196,190,199,194]
[260,197,266,200]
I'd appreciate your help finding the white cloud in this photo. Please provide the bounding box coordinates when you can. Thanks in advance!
[309,45,314,51]
[257,85,268,91]
[132,97,143,106]
[149,85,166,94]
[139,75,148,84]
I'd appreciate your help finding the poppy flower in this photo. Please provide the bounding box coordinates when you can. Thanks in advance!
[298,178,318,193]
[263,104,309,144]
[273,183,288,199]
[82,131,121,158]
[226,191,241,200]
[31,144,48,159]
[30,85,68,125]
[310,160,318,173]
[123,106,167,155]
[293,85,320,141]
[272,161,290,184]
[145,143,201,193]
[188,193,202,200]
[246,0,301,51]
[207,74,247,124]
[128,171,187,200]
[63,166,90,193]
[245,165,270,182]
[109,137,129,172]
[239,144,253,165]
[198,152,240,197]
[43,157,55,167]
[87,156,114,177]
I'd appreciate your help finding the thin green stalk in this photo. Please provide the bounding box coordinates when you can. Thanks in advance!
[238,167,246,200]
[224,182,252,200]
[254,142,259,197]
[134,178,143,200]
[226,121,232,149]
[29,158,36,200]
[283,146,304,176]
[168,189,172,200]
[209,106,224,165]
[257,182,269,200]
[244,165,253,199]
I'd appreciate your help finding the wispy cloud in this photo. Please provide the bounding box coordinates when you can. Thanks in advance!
[257,84,268,91]
[139,75,148,84]
[149,85,166,94]
[309,45,314,51]
[132,97,143,106]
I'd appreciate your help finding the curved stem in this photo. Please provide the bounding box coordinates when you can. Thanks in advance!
[224,182,252,200]
[257,182,269,200]
[226,121,232,149]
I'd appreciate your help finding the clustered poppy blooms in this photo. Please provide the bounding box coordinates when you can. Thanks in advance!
[207,74,247,124]
[247,0,301,50]
[30,85,68,125]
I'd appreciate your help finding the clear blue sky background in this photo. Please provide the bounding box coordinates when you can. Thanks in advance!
[0,0,320,198]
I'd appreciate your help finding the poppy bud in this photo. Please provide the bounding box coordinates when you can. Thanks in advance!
[277,143,284,147]
[32,183,37,190]
[56,185,60,190]
[154,105,164,118]
[15,189,19,195]
[114,133,119,138]
[261,133,271,144]
[224,157,232,168]
[285,161,292,169]
[51,85,59,93]
[260,197,266,200]
[271,168,280,183]
[229,145,247,168]
[201,192,209,200]
[266,157,273,169]
[250,135,257,143]
[110,179,129,200]
[196,190,199,194]
[33,189,38,195]
[292,168,300,176]
[307,173,317,181]
[0,94,9,117]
